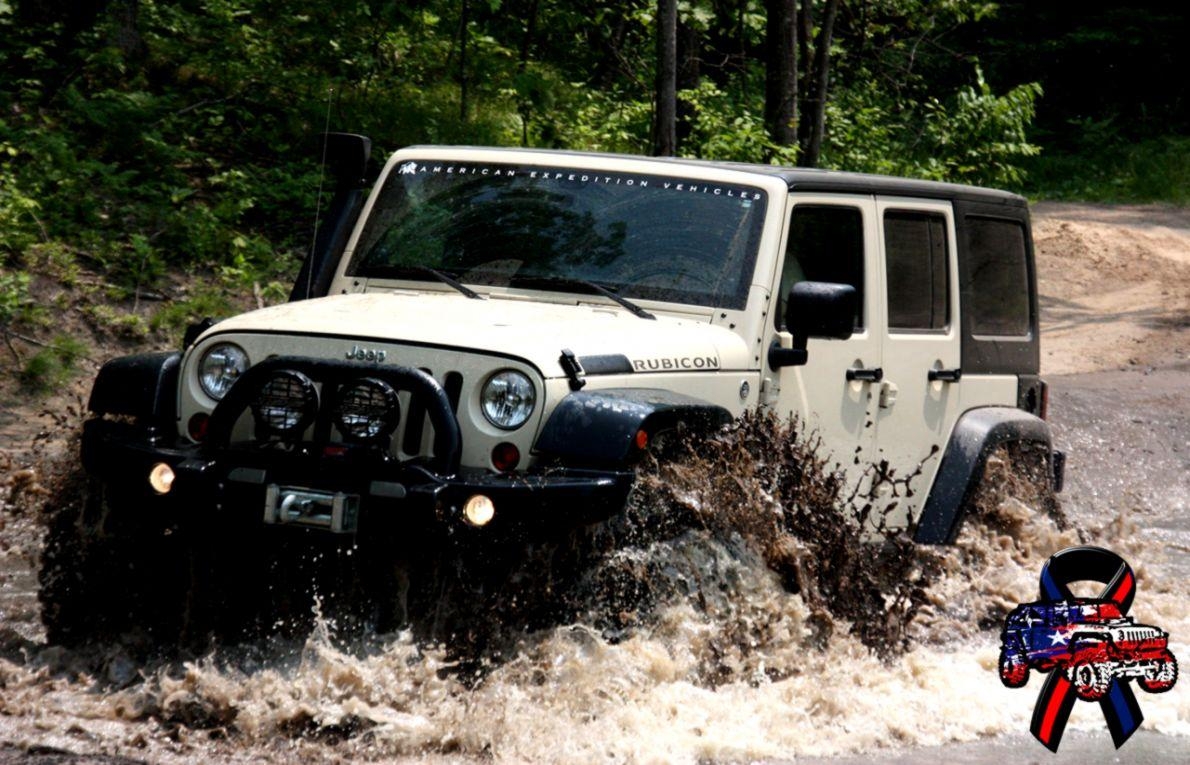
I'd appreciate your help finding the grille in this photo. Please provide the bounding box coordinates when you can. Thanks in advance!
[398,370,464,457]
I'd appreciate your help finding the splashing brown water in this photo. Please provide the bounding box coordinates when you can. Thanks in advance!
[1,407,1188,764]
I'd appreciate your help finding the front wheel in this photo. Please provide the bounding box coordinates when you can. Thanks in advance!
[1068,661,1112,701]
[998,648,1029,688]
[1138,653,1178,693]
[39,475,191,647]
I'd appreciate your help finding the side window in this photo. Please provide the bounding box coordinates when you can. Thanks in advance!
[884,211,949,331]
[778,205,864,330]
[966,217,1030,336]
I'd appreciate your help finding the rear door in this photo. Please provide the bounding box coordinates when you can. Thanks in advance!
[873,198,962,526]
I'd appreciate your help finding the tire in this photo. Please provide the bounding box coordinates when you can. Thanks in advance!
[965,441,1065,532]
[1068,661,1112,701]
[39,476,191,648]
[998,649,1029,688]
[1138,653,1178,693]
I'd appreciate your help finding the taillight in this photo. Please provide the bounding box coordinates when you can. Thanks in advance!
[1039,379,1050,420]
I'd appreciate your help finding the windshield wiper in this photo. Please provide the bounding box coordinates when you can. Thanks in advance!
[510,275,655,320]
[372,265,482,300]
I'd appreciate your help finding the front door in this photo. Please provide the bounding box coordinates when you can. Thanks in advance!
[771,195,882,492]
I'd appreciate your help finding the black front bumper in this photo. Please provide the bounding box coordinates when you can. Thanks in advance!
[81,417,635,539]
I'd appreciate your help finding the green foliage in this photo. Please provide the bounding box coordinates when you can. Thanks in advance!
[1023,133,1190,204]
[19,335,88,393]
[0,271,33,326]
[84,304,150,340]
[825,68,1041,187]
[150,281,239,340]
[0,0,1178,366]
[678,78,798,165]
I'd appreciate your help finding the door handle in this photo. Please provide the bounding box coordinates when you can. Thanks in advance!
[846,367,883,383]
[928,368,962,383]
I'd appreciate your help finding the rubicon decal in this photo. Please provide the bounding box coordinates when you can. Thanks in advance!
[631,356,720,372]
[998,546,1178,751]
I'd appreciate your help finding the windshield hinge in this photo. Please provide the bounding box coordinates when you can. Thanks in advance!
[558,349,586,391]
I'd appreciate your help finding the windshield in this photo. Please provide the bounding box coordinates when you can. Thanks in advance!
[348,159,769,309]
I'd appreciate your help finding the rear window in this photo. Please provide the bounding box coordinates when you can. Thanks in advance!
[884,211,949,331]
[966,217,1030,337]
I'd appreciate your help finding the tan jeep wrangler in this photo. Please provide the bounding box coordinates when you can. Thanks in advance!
[41,135,1062,643]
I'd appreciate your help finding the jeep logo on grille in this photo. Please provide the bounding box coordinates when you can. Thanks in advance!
[346,345,387,363]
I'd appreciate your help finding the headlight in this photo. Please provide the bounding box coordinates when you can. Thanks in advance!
[251,370,318,438]
[480,369,536,430]
[335,378,400,442]
[198,343,249,400]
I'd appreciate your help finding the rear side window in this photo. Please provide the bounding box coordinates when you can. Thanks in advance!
[778,205,865,329]
[884,211,949,331]
[966,217,1030,336]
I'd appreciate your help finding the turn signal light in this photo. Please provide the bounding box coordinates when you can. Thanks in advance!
[188,412,210,442]
[491,442,520,472]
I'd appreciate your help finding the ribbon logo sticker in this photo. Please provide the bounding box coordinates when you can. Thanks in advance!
[997,545,1178,751]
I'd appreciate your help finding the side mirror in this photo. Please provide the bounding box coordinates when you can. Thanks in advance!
[323,132,372,187]
[786,281,856,345]
[769,281,857,369]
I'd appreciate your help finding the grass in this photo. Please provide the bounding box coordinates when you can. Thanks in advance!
[19,335,88,394]
[1023,135,1190,204]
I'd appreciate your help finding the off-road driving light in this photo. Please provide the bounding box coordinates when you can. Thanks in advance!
[148,462,175,494]
[462,494,495,527]
[197,342,249,401]
[480,370,536,430]
[251,370,318,438]
[335,378,400,442]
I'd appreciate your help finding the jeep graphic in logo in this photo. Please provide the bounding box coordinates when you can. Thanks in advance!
[999,546,1178,751]
[346,345,387,363]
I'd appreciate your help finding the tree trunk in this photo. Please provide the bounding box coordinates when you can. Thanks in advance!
[764,0,798,155]
[458,0,470,123]
[676,18,700,147]
[517,0,541,146]
[106,0,144,61]
[799,0,840,167]
[653,0,678,156]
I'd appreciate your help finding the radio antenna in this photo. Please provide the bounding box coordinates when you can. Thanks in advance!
[305,86,335,299]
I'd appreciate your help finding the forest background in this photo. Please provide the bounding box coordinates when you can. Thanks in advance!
[0,0,1186,395]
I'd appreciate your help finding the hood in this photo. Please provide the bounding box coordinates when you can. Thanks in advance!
[201,292,752,376]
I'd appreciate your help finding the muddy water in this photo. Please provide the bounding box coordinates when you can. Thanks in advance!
[0,367,1187,764]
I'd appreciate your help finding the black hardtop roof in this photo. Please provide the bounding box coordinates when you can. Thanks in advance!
[403,145,1028,208]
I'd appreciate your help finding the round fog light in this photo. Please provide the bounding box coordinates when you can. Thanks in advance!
[462,494,495,527]
[148,462,175,495]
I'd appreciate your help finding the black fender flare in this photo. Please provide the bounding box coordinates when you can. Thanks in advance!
[87,351,182,437]
[533,388,731,465]
[915,406,1054,545]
